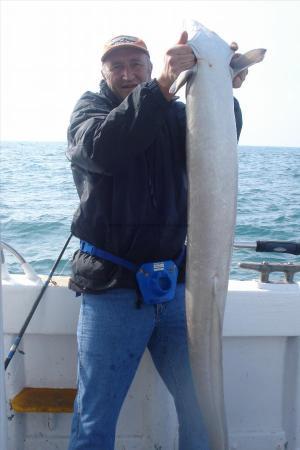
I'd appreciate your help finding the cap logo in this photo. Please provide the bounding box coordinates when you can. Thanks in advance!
[110,35,139,46]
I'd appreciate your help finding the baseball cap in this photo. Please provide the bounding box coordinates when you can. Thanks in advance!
[101,35,150,62]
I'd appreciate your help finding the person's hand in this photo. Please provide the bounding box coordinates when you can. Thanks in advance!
[157,31,196,100]
[230,42,248,89]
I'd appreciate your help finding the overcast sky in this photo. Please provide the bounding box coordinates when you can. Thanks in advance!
[1,0,300,147]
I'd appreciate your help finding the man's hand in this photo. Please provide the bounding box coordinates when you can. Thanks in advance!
[157,31,196,101]
[230,42,248,89]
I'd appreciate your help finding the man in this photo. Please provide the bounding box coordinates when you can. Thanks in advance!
[67,32,244,450]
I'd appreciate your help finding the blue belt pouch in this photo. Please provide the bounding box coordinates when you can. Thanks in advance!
[135,260,178,304]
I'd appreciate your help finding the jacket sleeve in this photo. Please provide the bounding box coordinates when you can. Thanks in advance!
[234,97,243,141]
[67,80,171,175]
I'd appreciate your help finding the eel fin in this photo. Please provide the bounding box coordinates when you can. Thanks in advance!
[169,66,197,95]
[230,48,267,78]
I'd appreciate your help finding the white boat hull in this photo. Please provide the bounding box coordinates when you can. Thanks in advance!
[2,275,300,450]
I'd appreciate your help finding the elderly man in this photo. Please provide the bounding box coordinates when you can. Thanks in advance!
[67,32,243,450]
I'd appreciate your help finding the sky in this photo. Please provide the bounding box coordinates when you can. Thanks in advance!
[1,0,300,147]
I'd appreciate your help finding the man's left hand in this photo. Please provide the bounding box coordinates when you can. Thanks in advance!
[230,42,248,89]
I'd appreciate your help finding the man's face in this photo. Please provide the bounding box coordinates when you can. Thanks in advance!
[102,47,153,100]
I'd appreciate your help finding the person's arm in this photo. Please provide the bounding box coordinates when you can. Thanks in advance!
[67,81,171,175]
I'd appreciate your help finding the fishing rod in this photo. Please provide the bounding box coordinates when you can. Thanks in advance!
[233,240,300,255]
[3,233,73,371]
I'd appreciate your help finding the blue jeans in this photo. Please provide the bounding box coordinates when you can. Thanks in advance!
[68,284,210,450]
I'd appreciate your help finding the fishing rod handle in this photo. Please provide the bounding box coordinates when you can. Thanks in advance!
[234,241,300,255]
[256,241,300,255]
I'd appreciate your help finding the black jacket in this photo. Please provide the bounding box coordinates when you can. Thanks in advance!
[67,79,242,293]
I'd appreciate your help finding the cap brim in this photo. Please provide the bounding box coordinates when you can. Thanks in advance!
[101,44,149,62]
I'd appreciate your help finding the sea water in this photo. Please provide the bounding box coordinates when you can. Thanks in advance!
[1,141,299,281]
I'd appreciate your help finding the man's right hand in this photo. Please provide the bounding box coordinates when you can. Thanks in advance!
[157,31,196,101]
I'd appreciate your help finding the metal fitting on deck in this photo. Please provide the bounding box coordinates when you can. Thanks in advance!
[239,261,300,283]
